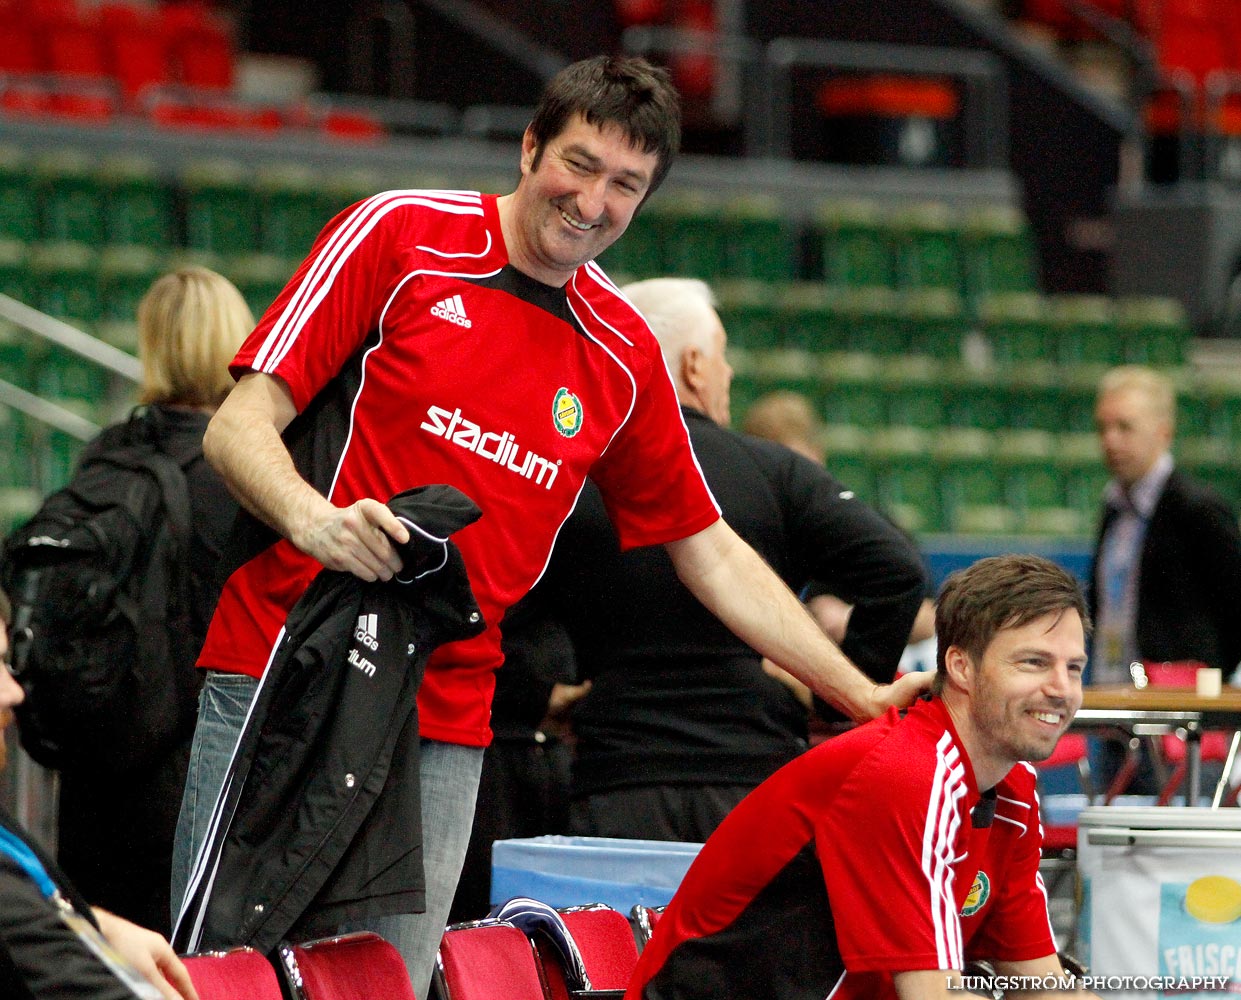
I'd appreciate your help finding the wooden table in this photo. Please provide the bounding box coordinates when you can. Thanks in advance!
[1073,685,1241,805]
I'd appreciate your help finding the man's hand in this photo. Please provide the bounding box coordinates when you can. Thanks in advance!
[92,909,199,1000]
[541,680,592,739]
[863,671,935,718]
[290,497,410,581]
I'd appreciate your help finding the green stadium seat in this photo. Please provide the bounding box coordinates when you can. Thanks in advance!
[98,245,163,322]
[1058,376,1101,434]
[941,366,1009,431]
[977,292,1052,365]
[95,320,140,355]
[1003,365,1066,433]
[1205,376,1241,444]
[182,159,260,257]
[652,191,725,279]
[716,280,778,350]
[888,201,963,293]
[836,286,905,356]
[226,253,297,320]
[97,156,174,249]
[1176,387,1213,440]
[720,195,793,282]
[870,426,941,533]
[34,151,105,246]
[0,146,39,243]
[993,430,1081,535]
[318,167,386,223]
[0,405,34,490]
[1049,294,1120,368]
[821,423,874,500]
[256,163,332,259]
[598,206,660,279]
[0,239,31,305]
[821,352,885,428]
[34,344,112,407]
[881,357,945,428]
[775,282,841,353]
[1056,432,1107,528]
[934,429,1010,534]
[1115,296,1191,367]
[32,422,88,494]
[901,288,967,360]
[1178,437,1241,508]
[28,242,100,321]
[961,203,1038,301]
[817,199,892,289]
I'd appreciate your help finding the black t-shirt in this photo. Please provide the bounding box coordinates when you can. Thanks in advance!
[538,407,928,794]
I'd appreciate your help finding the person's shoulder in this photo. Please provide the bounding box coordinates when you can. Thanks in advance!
[1162,468,1238,521]
[344,188,489,242]
[569,261,663,353]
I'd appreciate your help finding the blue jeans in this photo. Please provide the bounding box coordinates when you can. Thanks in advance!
[344,739,484,1000]
[170,670,483,1000]
[170,670,259,924]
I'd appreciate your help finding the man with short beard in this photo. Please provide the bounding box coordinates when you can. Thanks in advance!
[629,554,1102,1000]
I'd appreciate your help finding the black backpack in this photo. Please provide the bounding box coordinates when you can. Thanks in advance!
[1,407,202,773]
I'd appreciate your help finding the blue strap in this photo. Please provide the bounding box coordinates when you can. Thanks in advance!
[0,825,58,900]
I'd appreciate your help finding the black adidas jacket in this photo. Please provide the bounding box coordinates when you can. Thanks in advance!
[174,485,486,954]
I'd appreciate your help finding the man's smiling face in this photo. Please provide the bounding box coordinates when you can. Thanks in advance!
[505,114,657,286]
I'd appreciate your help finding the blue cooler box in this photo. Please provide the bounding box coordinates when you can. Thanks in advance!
[491,835,702,911]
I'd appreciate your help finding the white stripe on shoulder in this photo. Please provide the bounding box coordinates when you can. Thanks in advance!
[253,192,485,373]
[997,795,1029,810]
[571,266,635,347]
[417,230,493,259]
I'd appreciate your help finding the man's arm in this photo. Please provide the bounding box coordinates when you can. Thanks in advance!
[203,371,409,581]
[665,519,931,722]
[92,909,199,1000]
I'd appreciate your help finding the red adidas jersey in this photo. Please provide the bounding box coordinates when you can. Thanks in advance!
[628,698,1056,1000]
[197,190,720,745]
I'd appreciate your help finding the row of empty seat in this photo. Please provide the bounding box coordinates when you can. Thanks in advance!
[604,197,1040,293]
[181,901,660,1000]
[716,286,1191,367]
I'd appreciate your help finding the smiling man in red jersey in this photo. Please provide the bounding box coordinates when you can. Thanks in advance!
[170,55,930,997]
[629,555,1104,1000]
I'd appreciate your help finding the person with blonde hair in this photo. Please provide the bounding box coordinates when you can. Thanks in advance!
[137,265,255,410]
[740,389,825,464]
[53,267,251,935]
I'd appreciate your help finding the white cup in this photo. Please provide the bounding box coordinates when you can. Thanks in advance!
[1197,667,1223,698]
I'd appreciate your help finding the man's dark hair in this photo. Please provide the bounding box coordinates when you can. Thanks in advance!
[931,554,1091,694]
[527,55,681,197]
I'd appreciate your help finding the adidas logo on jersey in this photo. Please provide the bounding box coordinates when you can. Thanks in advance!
[431,294,472,328]
[355,613,379,651]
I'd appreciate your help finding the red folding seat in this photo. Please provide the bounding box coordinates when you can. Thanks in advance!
[435,919,547,1000]
[534,904,639,1000]
[100,2,169,103]
[161,0,236,90]
[182,946,284,1000]
[280,931,416,1000]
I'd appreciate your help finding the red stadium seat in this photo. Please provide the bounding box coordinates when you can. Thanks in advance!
[182,946,284,1000]
[435,919,547,1000]
[537,904,640,1000]
[279,931,416,1000]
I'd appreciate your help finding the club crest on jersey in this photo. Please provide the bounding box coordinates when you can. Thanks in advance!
[552,387,583,438]
[961,871,990,917]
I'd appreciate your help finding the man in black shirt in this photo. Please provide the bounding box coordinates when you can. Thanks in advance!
[543,278,928,842]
